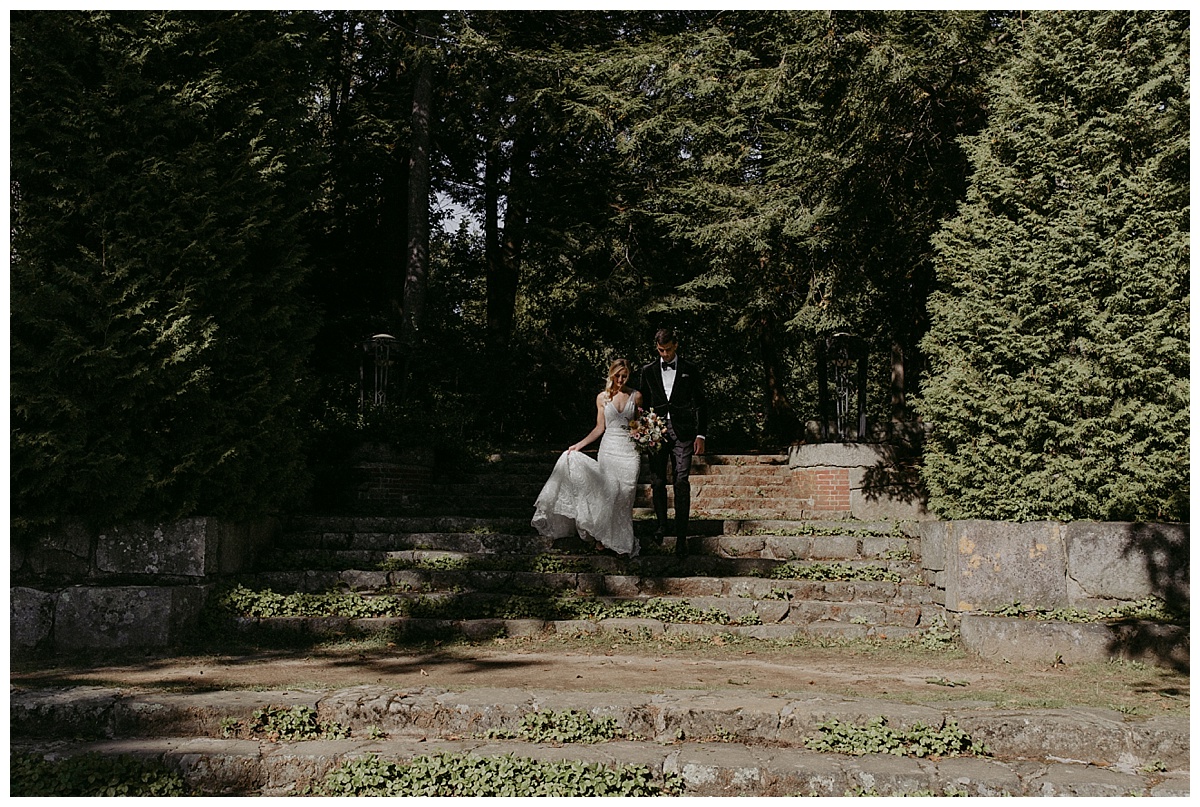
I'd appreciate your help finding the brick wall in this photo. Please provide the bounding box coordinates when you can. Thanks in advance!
[790,468,852,514]
[357,461,433,504]
[788,442,930,521]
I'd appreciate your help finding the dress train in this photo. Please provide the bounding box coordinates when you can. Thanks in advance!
[531,394,641,557]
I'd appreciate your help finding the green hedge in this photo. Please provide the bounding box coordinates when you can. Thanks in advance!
[11,12,320,539]
[918,10,1189,521]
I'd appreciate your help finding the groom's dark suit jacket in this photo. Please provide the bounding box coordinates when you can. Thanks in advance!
[638,357,709,442]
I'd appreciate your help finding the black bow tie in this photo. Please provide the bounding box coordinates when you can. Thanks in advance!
[661,361,676,371]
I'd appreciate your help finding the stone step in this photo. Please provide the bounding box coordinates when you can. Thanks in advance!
[284,515,540,534]
[434,471,799,495]
[10,686,1188,796]
[256,519,931,638]
[699,462,793,475]
[691,472,797,484]
[683,484,799,498]
[403,501,837,522]
[284,515,900,538]
[362,453,815,520]
[257,551,919,580]
[438,473,553,487]
[279,531,567,555]
[733,518,909,536]
[418,505,543,519]
[681,500,805,514]
[699,454,790,465]
[232,614,928,644]
[441,451,787,475]
[638,482,805,493]
[17,734,1185,797]
[445,454,790,481]
[214,586,933,637]
[267,533,912,564]
[234,612,926,643]
[419,481,809,509]
[237,566,931,605]
[430,484,551,498]
[654,483,798,498]
[634,504,847,520]
[418,485,810,514]
[501,453,788,469]
[13,685,1187,768]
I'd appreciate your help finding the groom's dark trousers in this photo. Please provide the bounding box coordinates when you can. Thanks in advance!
[648,423,692,543]
[639,354,707,551]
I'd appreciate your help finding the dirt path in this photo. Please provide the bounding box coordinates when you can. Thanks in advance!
[11,637,1189,718]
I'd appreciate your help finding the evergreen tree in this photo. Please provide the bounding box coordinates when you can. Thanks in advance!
[576,10,1004,443]
[303,10,420,383]
[917,11,1189,521]
[11,11,321,537]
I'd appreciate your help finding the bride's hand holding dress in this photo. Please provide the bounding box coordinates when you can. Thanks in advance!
[532,382,643,558]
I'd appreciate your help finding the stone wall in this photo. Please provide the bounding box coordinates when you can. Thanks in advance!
[787,442,932,521]
[920,520,1189,613]
[10,517,277,652]
[921,520,1189,670]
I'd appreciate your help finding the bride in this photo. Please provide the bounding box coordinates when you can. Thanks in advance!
[531,358,642,557]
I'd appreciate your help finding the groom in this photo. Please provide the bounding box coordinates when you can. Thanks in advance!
[638,328,708,556]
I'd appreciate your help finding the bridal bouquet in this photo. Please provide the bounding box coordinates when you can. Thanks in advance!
[626,407,667,454]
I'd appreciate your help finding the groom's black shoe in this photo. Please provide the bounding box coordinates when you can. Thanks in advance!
[675,515,690,556]
[652,528,666,546]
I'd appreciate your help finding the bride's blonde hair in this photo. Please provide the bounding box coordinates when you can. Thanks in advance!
[605,358,632,400]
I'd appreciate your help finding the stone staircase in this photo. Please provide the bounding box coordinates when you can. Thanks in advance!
[10,683,1189,796]
[638,453,810,519]
[418,450,814,520]
[229,514,931,645]
[10,452,1190,796]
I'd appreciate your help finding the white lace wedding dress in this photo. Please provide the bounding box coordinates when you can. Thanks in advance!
[531,393,641,557]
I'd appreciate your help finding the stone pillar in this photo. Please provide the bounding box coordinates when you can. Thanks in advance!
[788,443,930,521]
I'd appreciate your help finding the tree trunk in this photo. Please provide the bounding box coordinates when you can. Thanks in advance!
[759,316,801,446]
[401,14,435,344]
[484,144,503,345]
[485,125,532,352]
[890,341,906,427]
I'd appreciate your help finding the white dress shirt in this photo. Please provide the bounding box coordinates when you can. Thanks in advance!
[661,361,704,441]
